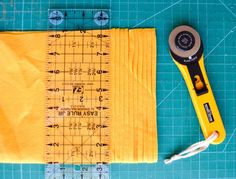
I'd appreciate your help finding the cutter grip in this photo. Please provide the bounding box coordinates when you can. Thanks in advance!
[175,56,226,144]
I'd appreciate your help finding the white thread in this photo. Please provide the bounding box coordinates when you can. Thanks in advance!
[164,131,219,164]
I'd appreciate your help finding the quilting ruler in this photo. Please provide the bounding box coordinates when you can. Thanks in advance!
[45,9,110,179]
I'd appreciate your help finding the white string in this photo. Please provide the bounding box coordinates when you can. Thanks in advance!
[164,131,219,164]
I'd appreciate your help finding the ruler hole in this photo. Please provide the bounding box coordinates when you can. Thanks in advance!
[74,165,81,172]
[49,10,64,26]
[94,11,109,26]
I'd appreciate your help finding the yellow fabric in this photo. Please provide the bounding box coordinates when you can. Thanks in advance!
[0,29,157,163]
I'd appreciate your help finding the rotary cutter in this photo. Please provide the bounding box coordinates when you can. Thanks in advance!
[169,25,226,144]
[168,26,226,148]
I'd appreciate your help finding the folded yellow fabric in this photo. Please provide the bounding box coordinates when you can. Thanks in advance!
[0,29,157,163]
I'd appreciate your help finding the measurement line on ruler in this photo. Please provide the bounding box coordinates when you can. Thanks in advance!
[49,52,109,55]
[62,13,66,179]
[50,35,110,38]
[47,116,109,119]
[47,62,109,64]
[81,11,85,175]
[90,25,94,169]
[46,135,109,137]
[53,16,58,176]
[99,18,102,165]
[49,44,109,48]
[48,34,109,47]
[71,12,76,178]
[47,80,109,82]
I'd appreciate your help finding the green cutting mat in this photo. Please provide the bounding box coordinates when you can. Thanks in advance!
[0,0,236,178]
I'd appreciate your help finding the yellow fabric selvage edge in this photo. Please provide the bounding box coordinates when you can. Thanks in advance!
[0,29,157,163]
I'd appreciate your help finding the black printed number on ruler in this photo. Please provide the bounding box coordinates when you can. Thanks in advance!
[45,9,110,179]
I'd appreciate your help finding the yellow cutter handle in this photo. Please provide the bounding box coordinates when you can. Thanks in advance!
[175,55,226,144]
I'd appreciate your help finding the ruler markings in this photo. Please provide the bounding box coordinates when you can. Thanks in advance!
[71,11,76,178]
[46,9,110,179]
[81,11,85,177]
[99,17,102,165]
[53,15,58,177]
[48,35,109,48]
[62,12,66,178]
[47,62,109,64]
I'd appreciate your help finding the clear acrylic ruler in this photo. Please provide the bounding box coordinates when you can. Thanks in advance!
[45,9,110,179]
